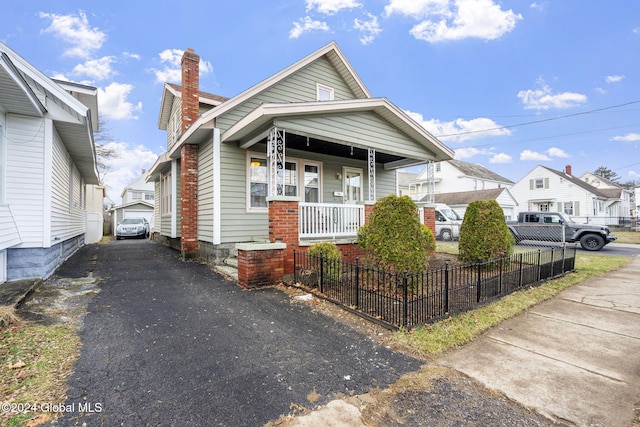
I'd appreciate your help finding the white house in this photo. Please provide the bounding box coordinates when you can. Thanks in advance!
[111,172,155,233]
[510,165,624,226]
[579,171,633,220]
[434,188,519,220]
[0,41,99,283]
[410,159,513,200]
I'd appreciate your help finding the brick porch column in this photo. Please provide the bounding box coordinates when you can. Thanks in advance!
[268,196,300,276]
[422,206,437,238]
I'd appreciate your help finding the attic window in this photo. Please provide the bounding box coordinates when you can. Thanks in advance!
[316,83,334,101]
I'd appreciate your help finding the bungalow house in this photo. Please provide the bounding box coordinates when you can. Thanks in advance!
[410,159,514,201]
[111,171,155,234]
[510,165,624,226]
[147,42,454,265]
[0,41,99,283]
[433,188,518,220]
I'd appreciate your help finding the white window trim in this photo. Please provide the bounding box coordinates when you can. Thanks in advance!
[316,83,334,101]
[342,166,364,203]
[246,152,323,212]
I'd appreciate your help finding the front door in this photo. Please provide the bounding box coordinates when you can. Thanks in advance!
[343,167,363,203]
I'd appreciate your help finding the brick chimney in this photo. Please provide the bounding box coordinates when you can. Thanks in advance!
[564,165,572,176]
[180,48,200,258]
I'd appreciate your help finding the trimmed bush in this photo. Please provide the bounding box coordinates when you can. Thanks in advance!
[357,195,435,273]
[458,200,514,263]
[307,242,342,262]
[308,242,342,282]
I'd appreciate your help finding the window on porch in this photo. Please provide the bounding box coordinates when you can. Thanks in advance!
[248,154,322,210]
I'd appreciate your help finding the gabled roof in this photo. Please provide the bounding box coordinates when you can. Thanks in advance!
[171,41,373,156]
[120,172,155,197]
[0,41,99,184]
[540,166,614,199]
[447,159,514,184]
[158,82,229,130]
[432,188,516,205]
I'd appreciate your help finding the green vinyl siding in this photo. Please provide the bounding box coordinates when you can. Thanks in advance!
[275,112,433,160]
[216,143,397,244]
[198,139,214,242]
[216,57,361,133]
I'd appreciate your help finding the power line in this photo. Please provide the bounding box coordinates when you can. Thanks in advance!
[434,100,640,139]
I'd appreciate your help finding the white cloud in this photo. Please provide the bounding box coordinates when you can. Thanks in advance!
[454,147,482,159]
[289,16,331,39]
[517,78,587,110]
[306,0,361,15]
[610,133,640,142]
[123,52,141,60]
[98,82,142,120]
[406,111,511,142]
[529,2,546,11]
[71,56,116,81]
[354,13,382,45]
[605,75,625,83]
[547,147,569,157]
[39,10,106,58]
[489,153,512,163]
[520,149,551,161]
[150,49,214,84]
[100,141,158,205]
[385,0,522,42]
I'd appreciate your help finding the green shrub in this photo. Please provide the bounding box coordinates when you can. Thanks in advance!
[308,242,342,282]
[357,195,435,273]
[458,200,514,263]
[308,242,342,262]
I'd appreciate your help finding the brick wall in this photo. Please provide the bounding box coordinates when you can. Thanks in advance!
[422,206,436,238]
[268,198,300,275]
[237,247,284,289]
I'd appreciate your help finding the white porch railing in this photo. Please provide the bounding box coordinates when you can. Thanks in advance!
[299,202,365,240]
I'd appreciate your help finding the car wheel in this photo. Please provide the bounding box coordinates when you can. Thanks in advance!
[580,234,605,251]
[440,229,453,241]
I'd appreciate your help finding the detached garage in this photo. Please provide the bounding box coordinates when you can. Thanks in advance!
[111,201,154,236]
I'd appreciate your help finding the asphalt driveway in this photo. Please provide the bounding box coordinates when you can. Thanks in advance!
[51,239,421,426]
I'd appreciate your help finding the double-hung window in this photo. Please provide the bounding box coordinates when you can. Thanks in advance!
[161,172,172,215]
[248,154,322,210]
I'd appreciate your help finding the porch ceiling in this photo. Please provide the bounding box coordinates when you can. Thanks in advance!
[222,99,454,169]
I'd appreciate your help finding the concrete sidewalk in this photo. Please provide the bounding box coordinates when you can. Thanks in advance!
[439,254,640,426]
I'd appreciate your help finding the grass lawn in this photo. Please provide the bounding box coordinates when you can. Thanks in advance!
[614,231,640,244]
[0,315,80,427]
[392,253,632,358]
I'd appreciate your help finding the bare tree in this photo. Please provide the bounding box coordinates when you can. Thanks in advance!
[593,166,620,183]
[94,114,119,182]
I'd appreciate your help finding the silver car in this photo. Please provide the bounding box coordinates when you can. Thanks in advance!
[116,217,150,240]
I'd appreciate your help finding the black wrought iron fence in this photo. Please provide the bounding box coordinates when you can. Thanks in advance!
[293,247,577,329]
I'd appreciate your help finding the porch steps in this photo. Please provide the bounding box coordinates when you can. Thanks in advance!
[215,257,238,281]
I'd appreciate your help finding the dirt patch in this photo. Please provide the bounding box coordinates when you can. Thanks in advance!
[275,285,557,427]
[16,276,100,329]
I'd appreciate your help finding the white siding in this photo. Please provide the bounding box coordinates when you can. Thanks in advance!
[50,127,85,243]
[510,166,591,217]
[5,114,45,246]
[0,205,21,250]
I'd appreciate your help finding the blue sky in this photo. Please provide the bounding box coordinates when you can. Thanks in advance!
[1,0,639,204]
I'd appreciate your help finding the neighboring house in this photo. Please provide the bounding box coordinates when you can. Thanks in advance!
[579,171,633,219]
[397,171,418,198]
[0,41,99,283]
[410,159,514,201]
[111,172,155,233]
[510,165,624,226]
[147,42,454,262]
[433,188,519,220]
